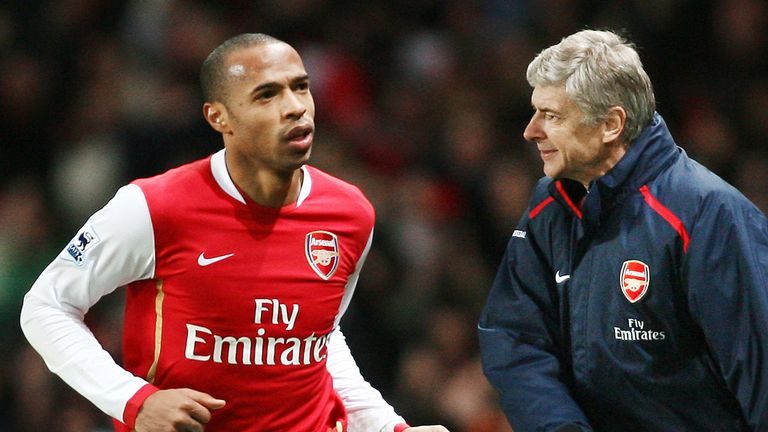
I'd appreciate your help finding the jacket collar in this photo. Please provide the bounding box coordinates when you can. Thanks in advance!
[592,112,679,196]
[549,112,680,226]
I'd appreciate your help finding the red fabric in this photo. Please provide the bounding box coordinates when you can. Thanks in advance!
[121,158,374,431]
[640,185,690,252]
[394,423,411,432]
[120,383,159,430]
[555,180,583,219]
[529,196,555,219]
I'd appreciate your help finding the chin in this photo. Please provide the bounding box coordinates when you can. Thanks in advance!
[543,165,561,179]
[297,149,312,166]
[287,154,311,171]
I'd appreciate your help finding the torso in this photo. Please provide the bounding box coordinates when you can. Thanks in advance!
[123,157,374,431]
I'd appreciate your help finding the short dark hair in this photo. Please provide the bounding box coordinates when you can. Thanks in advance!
[200,33,284,103]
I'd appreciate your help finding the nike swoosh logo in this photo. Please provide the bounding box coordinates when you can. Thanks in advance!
[555,271,571,283]
[197,252,234,266]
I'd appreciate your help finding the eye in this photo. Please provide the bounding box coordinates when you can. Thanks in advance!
[295,81,310,92]
[544,112,559,121]
[258,90,277,100]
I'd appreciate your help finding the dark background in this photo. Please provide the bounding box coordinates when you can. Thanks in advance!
[1,0,766,430]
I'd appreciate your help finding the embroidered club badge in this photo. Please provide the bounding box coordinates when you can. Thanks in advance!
[620,259,650,303]
[305,231,340,280]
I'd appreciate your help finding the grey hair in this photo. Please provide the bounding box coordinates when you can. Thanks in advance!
[526,29,655,144]
[200,33,284,103]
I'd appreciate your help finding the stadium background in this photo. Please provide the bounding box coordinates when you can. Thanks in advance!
[0,0,766,430]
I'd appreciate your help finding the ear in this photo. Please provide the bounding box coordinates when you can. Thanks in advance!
[203,102,231,134]
[602,106,626,144]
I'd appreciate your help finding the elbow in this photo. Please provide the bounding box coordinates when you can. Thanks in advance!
[20,291,33,327]
[19,290,52,340]
[19,291,38,336]
[478,326,507,378]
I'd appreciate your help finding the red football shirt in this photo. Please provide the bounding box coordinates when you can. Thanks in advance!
[124,154,374,431]
[21,150,407,432]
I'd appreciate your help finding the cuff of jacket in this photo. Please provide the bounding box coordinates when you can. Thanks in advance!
[122,383,160,429]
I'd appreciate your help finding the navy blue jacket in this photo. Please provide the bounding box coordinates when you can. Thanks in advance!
[479,114,768,431]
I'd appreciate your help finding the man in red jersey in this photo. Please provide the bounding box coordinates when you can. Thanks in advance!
[20,33,449,432]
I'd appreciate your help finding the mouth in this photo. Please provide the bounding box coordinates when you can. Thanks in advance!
[284,123,314,151]
[285,124,314,141]
[538,147,558,161]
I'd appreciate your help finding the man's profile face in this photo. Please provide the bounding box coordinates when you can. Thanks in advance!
[523,85,609,185]
[219,42,316,174]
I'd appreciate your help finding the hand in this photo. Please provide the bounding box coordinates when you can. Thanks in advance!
[404,427,450,432]
[134,388,226,432]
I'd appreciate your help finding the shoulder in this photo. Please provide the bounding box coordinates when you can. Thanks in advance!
[304,166,375,221]
[648,154,763,229]
[132,156,212,196]
[525,177,557,221]
[669,156,752,208]
[127,156,218,238]
[131,156,214,211]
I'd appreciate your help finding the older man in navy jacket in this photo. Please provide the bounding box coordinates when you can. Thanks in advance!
[479,29,768,432]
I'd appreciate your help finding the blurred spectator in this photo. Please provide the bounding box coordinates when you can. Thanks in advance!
[0,178,60,343]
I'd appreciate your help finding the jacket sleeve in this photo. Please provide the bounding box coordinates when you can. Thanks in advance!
[684,193,768,430]
[478,217,592,432]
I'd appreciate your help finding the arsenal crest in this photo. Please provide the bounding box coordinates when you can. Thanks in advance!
[620,260,650,303]
[305,231,340,280]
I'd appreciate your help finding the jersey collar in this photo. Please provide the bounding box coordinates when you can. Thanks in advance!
[209,149,312,207]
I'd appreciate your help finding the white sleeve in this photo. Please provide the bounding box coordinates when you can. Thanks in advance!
[327,328,407,432]
[327,229,407,432]
[19,184,156,423]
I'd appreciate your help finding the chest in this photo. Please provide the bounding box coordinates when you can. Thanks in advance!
[552,194,686,307]
[151,206,361,338]
[547,192,699,358]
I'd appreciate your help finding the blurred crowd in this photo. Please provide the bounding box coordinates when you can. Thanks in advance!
[1,0,766,431]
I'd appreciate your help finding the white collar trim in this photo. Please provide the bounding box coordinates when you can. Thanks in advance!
[210,149,311,207]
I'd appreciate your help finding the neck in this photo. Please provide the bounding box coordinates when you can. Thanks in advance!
[579,140,628,187]
[225,153,303,208]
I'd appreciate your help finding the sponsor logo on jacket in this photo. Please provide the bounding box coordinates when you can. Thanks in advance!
[614,318,666,341]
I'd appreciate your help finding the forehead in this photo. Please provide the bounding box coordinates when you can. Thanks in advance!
[531,85,576,112]
[224,42,307,85]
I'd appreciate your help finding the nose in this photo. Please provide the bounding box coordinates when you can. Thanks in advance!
[523,113,543,142]
[282,90,307,120]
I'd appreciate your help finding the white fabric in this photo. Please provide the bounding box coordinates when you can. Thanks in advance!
[210,148,312,207]
[328,229,406,431]
[333,230,373,330]
[326,328,406,432]
[20,184,155,422]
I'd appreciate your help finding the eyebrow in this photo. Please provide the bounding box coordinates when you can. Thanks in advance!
[532,105,559,114]
[250,74,310,96]
[534,100,566,112]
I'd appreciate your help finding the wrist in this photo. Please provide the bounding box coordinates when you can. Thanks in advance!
[122,383,160,428]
